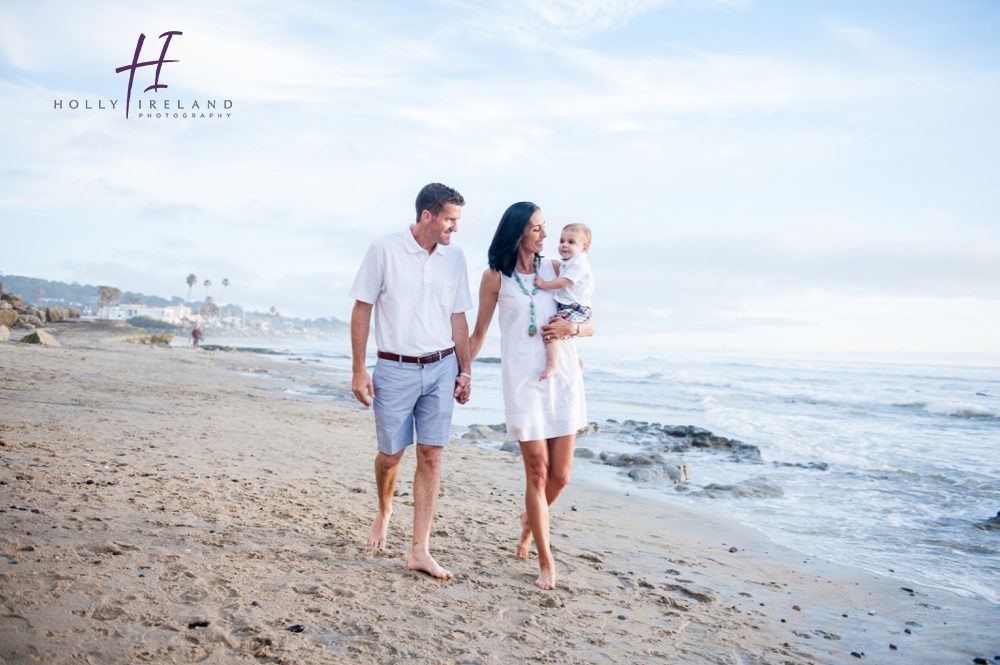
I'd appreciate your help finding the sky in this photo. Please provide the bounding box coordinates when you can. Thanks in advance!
[1,0,998,359]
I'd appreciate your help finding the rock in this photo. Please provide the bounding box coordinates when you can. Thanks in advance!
[499,440,521,455]
[462,425,504,442]
[19,330,60,347]
[627,463,690,484]
[697,477,784,499]
[15,314,43,328]
[975,511,1000,531]
[46,307,71,322]
[0,310,16,327]
[574,447,597,459]
[0,293,22,308]
[577,422,600,436]
[0,325,9,342]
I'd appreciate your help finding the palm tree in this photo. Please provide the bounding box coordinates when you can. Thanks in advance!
[202,279,212,302]
[186,274,197,302]
[220,278,229,304]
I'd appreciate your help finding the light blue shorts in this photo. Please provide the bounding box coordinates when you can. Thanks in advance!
[372,353,457,455]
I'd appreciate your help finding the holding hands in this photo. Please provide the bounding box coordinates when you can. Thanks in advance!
[454,374,471,404]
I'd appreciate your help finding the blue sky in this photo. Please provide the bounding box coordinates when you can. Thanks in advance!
[1,0,998,357]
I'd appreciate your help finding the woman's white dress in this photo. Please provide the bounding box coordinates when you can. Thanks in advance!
[498,259,587,442]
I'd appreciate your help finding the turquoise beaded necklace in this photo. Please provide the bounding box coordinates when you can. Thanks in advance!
[512,256,540,337]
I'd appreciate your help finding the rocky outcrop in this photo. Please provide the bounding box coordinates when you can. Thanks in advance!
[1,293,22,308]
[0,310,16,327]
[46,307,72,322]
[20,329,60,347]
[695,477,784,499]
[16,314,43,329]
[592,420,763,463]
[975,511,1000,532]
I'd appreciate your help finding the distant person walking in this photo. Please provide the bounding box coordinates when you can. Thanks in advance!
[349,182,473,579]
[469,202,593,590]
[190,326,203,347]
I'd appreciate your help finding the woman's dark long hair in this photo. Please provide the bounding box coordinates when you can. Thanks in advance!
[488,202,540,277]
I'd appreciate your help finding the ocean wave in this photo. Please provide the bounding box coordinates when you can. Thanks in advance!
[894,400,997,419]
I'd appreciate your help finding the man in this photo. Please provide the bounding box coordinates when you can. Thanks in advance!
[349,182,472,579]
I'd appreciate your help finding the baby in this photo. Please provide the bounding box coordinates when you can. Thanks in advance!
[534,223,594,381]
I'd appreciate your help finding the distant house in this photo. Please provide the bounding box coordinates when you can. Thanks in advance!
[98,304,192,325]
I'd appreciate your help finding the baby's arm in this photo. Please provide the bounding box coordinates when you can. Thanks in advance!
[534,274,573,290]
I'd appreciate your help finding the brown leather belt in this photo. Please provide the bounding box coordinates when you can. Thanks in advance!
[377,347,455,364]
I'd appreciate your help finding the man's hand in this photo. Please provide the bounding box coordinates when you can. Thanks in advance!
[352,369,374,407]
[454,375,471,405]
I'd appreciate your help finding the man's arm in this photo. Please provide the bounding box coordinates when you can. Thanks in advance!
[451,312,471,404]
[351,300,375,406]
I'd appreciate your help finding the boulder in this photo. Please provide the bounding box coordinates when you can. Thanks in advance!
[499,440,521,455]
[0,325,9,342]
[975,511,1000,532]
[461,424,505,442]
[0,293,22,308]
[574,447,597,459]
[68,308,82,318]
[0,310,16,327]
[20,329,60,347]
[46,307,71,322]
[627,463,691,484]
[15,314,43,328]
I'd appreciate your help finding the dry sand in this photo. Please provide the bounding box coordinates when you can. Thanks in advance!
[1,321,997,664]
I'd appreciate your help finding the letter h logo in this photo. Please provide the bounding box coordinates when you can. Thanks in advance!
[115,31,182,118]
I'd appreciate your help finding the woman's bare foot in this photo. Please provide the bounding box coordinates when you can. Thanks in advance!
[534,566,556,590]
[516,511,533,558]
[407,551,453,579]
[367,510,391,549]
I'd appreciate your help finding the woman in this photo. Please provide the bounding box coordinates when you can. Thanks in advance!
[469,202,594,590]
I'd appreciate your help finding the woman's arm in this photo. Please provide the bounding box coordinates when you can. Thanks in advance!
[540,316,593,341]
[469,269,501,360]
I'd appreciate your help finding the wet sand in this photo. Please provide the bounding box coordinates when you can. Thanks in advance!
[1,320,997,664]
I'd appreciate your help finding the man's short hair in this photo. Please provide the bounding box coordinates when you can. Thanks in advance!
[416,183,465,222]
[563,223,592,248]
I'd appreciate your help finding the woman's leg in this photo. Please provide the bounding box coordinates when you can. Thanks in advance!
[518,434,576,589]
[519,439,555,589]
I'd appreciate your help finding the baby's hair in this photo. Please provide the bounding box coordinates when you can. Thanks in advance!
[563,223,592,248]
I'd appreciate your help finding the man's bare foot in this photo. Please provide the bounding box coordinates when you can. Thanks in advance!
[407,552,453,579]
[538,366,559,381]
[367,511,391,549]
[516,511,533,558]
[534,566,556,590]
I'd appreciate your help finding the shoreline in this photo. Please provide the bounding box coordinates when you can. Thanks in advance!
[2,321,998,664]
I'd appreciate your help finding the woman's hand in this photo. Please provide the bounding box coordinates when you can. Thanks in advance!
[541,317,575,342]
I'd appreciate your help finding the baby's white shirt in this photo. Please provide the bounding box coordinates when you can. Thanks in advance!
[554,253,594,307]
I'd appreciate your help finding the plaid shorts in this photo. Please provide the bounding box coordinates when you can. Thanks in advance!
[557,302,592,323]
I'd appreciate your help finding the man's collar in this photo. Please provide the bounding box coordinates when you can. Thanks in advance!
[406,225,447,255]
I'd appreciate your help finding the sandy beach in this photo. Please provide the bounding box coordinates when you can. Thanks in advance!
[1,321,997,664]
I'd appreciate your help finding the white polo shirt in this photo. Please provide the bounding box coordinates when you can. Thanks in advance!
[350,228,473,356]
[555,253,594,307]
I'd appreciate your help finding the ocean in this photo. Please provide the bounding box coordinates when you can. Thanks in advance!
[197,337,1000,606]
